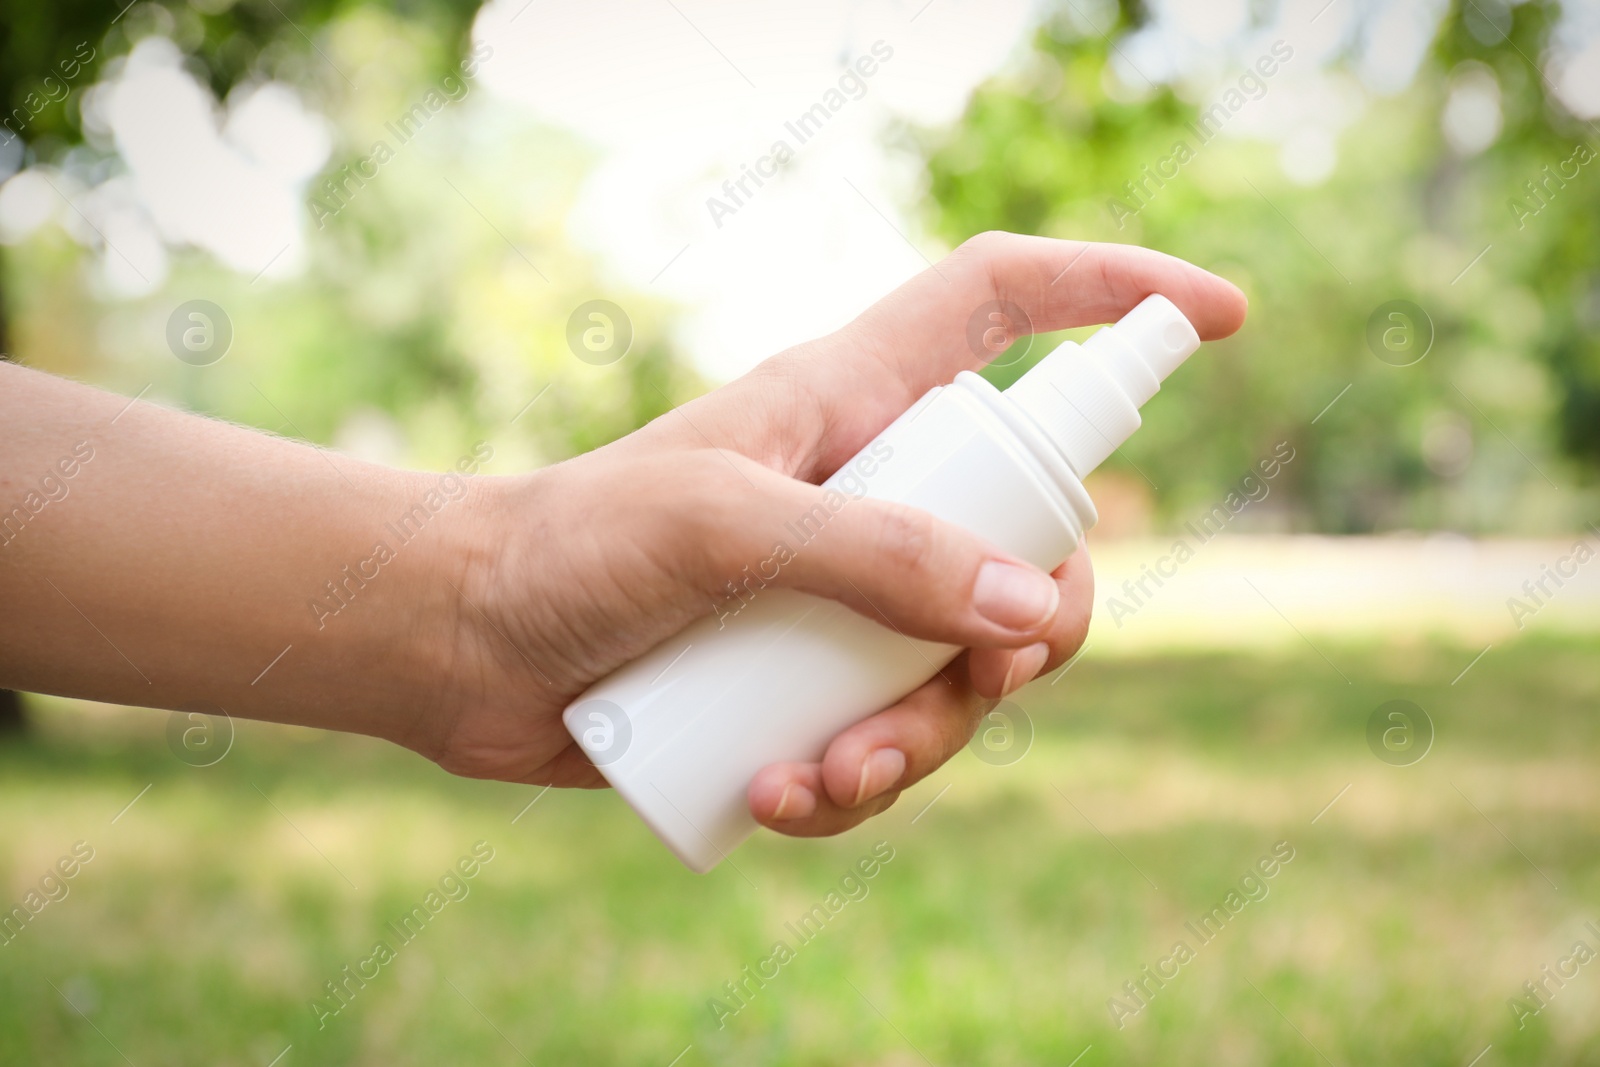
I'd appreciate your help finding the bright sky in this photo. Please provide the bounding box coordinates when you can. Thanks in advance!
[0,0,1596,381]
[469,0,1040,380]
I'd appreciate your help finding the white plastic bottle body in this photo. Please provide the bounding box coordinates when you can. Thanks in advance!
[564,372,1098,873]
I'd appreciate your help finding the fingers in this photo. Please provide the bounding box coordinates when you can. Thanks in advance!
[966,545,1093,699]
[749,654,982,837]
[811,662,979,816]
[636,232,1245,484]
[748,761,903,838]
[854,231,1247,381]
[782,495,1062,649]
[690,453,1062,650]
[791,232,1248,480]
[749,546,1093,839]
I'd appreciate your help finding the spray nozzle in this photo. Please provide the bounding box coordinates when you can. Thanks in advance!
[1003,295,1202,476]
[1086,293,1201,394]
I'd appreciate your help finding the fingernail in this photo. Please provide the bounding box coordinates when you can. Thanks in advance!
[853,748,907,807]
[772,783,816,821]
[1001,642,1051,696]
[973,560,1060,631]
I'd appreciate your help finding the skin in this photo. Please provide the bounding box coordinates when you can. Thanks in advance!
[0,231,1246,842]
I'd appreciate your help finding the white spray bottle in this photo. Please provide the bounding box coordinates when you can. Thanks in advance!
[563,294,1202,872]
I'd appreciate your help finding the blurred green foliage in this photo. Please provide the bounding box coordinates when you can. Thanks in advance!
[922,0,1599,534]
[3,5,700,472]
[1,0,480,146]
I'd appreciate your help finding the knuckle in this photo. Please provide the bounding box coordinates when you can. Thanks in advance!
[1058,614,1091,660]
[953,229,1013,261]
[1051,594,1093,664]
[871,503,941,579]
[1059,558,1095,643]
[864,790,901,820]
[677,452,756,570]
[949,230,1020,309]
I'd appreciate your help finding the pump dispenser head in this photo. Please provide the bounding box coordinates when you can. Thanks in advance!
[1004,294,1200,476]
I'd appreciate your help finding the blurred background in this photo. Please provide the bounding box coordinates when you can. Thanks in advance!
[2,0,1598,1063]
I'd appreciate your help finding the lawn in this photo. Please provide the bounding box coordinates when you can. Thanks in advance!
[2,634,1597,1066]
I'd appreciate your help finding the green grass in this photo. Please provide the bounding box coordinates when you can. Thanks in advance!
[3,634,1599,1065]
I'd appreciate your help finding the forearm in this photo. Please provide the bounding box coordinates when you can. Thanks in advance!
[0,362,488,751]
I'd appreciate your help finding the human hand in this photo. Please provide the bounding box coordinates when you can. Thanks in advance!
[428,232,1247,838]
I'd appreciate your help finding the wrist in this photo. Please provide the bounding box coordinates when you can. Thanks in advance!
[354,463,514,760]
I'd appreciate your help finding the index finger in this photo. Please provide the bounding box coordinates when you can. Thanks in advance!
[785,231,1248,481]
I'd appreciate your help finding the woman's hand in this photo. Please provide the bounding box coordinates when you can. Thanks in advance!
[437,232,1247,838]
[0,231,1243,843]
